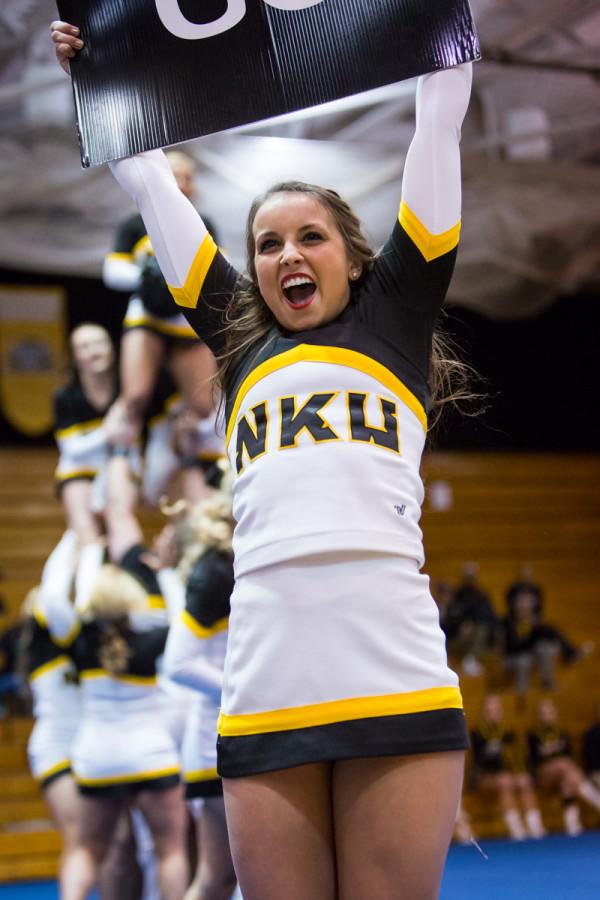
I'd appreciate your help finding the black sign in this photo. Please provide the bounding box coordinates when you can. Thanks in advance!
[57,0,480,167]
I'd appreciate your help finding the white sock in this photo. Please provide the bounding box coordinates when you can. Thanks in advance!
[503,808,526,840]
[525,808,546,839]
[563,804,583,837]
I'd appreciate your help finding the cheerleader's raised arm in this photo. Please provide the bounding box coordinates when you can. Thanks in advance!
[401,63,472,257]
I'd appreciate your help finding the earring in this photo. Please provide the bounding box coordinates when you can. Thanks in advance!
[350,268,360,280]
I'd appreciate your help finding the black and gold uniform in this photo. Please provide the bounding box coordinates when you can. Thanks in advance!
[470,725,519,777]
[27,531,80,787]
[527,726,572,771]
[105,211,218,347]
[110,64,473,777]
[53,378,118,489]
[53,371,179,495]
[164,547,234,799]
[26,616,80,787]
[45,545,179,795]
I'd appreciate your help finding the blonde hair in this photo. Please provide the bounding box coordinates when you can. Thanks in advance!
[178,490,234,583]
[80,565,150,677]
[82,564,148,622]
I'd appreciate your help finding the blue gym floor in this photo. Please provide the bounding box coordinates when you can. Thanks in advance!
[0,832,598,899]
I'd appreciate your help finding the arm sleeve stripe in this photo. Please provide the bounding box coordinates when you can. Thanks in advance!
[106,252,134,263]
[132,235,153,257]
[181,609,229,640]
[52,620,81,649]
[147,594,167,610]
[398,200,461,263]
[168,233,218,309]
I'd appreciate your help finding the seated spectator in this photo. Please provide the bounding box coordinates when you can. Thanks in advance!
[470,694,545,839]
[443,562,498,676]
[505,562,544,618]
[528,698,600,836]
[583,704,600,792]
[501,587,592,696]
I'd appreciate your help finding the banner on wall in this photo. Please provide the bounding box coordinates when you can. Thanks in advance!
[57,0,480,167]
[0,287,67,436]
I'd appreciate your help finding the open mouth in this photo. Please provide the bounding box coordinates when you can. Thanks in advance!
[281,275,317,309]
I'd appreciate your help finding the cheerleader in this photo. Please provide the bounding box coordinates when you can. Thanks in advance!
[53,20,473,898]
[102,148,217,431]
[54,323,117,541]
[23,531,81,896]
[55,321,196,512]
[43,408,188,900]
[163,488,237,900]
[471,694,545,839]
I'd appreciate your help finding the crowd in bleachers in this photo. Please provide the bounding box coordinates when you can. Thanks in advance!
[431,563,599,843]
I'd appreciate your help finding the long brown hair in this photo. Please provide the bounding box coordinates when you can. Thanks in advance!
[216,182,476,422]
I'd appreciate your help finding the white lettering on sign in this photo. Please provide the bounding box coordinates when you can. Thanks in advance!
[155,0,324,41]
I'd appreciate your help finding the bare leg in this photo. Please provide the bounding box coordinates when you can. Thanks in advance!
[120,328,165,422]
[333,751,465,900]
[43,774,81,897]
[223,763,336,900]
[61,793,125,900]
[135,785,189,900]
[61,480,102,544]
[479,772,526,840]
[515,774,546,837]
[98,810,143,900]
[185,797,236,900]
[168,343,216,418]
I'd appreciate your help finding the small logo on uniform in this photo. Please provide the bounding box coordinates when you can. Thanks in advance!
[394,504,406,516]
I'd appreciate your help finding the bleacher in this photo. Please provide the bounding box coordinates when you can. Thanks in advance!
[0,448,598,878]
[421,452,600,835]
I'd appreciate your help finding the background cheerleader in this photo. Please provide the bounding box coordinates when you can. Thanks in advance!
[42,406,188,900]
[164,479,236,900]
[22,532,81,896]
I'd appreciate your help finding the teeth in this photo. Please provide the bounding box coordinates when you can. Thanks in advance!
[283,276,314,289]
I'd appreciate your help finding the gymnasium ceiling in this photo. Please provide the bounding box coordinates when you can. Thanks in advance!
[1,0,599,319]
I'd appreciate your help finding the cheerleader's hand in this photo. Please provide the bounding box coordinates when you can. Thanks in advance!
[171,409,201,460]
[103,399,138,449]
[50,20,84,75]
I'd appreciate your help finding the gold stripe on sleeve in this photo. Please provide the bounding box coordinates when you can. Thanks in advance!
[398,201,461,262]
[33,606,47,628]
[181,609,229,640]
[106,251,134,263]
[52,621,81,649]
[168,233,218,309]
[147,594,167,610]
[218,686,463,737]
[132,235,152,258]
